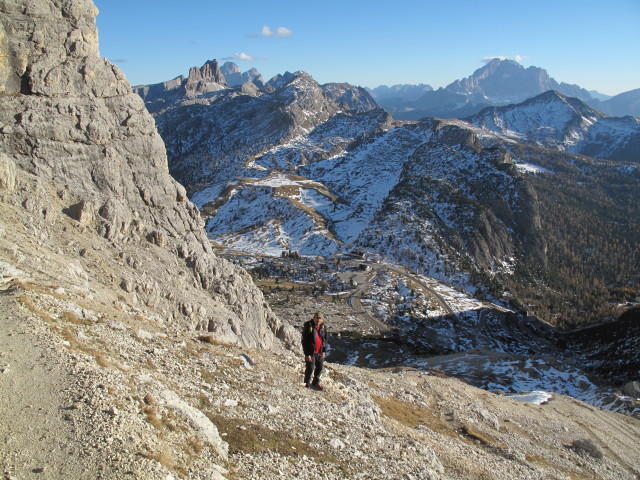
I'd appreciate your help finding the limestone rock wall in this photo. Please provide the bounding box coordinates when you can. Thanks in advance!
[0,0,297,351]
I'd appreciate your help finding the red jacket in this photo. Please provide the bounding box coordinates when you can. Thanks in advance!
[301,319,327,356]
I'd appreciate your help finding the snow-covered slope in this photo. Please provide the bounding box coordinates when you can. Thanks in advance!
[141,66,638,301]
[468,91,640,162]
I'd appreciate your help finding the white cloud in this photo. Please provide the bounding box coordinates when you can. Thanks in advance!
[235,52,256,61]
[248,25,293,38]
[482,55,528,64]
[222,52,265,62]
[482,56,507,63]
[274,26,293,37]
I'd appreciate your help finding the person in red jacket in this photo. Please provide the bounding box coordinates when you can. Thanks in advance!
[301,312,327,390]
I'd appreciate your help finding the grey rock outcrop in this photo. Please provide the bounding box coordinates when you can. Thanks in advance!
[0,0,296,350]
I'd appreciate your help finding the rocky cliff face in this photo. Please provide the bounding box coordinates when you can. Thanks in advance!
[0,0,295,351]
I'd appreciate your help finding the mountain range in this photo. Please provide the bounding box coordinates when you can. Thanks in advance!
[367,59,640,120]
[134,59,640,329]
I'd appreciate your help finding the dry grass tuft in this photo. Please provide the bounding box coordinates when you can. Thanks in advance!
[63,310,93,326]
[459,423,500,447]
[143,446,175,469]
[197,334,224,345]
[61,327,116,369]
[207,413,343,468]
[183,436,204,454]
[144,406,164,430]
[16,294,56,323]
[526,455,595,480]
[373,394,456,438]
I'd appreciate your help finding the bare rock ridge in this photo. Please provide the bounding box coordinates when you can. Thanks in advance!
[0,0,295,350]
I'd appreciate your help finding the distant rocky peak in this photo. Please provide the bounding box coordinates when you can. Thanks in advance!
[447,59,551,97]
[243,67,264,89]
[220,62,241,85]
[523,90,602,118]
[186,59,226,85]
[265,71,310,92]
[445,58,592,104]
[220,62,265,89]
[368,84,434,101]
[479,58,525,75]
[221,61,241,76]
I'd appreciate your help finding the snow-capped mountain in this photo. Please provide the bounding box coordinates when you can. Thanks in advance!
[355,129,547,275]
[467,90,640,162]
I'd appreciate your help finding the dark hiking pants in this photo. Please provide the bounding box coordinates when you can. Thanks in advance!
[304,353,324,385]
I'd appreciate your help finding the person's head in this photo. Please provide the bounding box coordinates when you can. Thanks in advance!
[312,312,323,325]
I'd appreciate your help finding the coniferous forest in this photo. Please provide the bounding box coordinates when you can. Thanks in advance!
[506,147,640,328]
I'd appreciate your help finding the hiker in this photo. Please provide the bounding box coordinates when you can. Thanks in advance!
[302,312,327,390]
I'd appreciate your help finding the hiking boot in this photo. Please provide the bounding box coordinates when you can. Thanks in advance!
[312,383,324,391]
[305,382,311,388]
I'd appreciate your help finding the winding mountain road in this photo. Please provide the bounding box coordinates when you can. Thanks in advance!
[342,261,455,336]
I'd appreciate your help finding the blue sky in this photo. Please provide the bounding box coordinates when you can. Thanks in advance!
[94,0,640,96]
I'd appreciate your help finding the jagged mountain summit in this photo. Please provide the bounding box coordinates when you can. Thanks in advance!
[467,90,640,162]
[133,59,229,106]
[446,58,592,103]
[138,65,382,196]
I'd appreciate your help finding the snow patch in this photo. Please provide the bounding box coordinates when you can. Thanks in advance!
[515,163,552,174]
[505,391,553,405]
